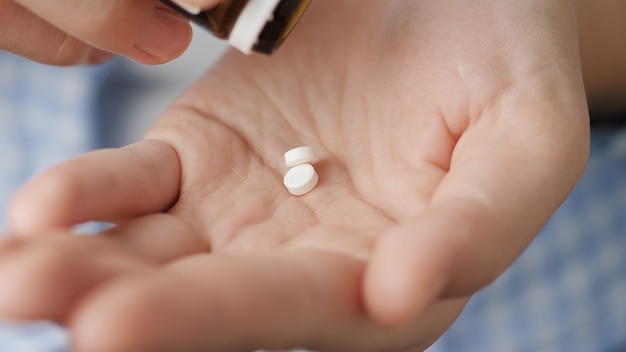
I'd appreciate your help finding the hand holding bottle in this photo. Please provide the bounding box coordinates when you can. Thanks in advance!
[0,0,222,64]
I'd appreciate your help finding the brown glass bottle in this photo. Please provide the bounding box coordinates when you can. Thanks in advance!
[161,0,311,55]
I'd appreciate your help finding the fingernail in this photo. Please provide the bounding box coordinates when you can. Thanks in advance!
[133,7,192,61]
[168,0,202,15]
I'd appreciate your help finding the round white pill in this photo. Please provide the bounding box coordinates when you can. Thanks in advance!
[284,146,317,168]
[283,163,319,196]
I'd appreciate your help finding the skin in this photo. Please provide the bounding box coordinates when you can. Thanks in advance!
[0,0,218,64]
[0,0,591,351]
[577,0,626,111]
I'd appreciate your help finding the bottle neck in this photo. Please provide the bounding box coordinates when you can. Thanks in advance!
[253,0,311,54]
[161,0,246,39]
[161,0,311,55]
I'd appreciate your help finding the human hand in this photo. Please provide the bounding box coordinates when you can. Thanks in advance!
[2,0,589,351]
[0,0,220,65]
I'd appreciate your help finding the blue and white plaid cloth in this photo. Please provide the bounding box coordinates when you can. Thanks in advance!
[1,52,625,351]
[0,52,106,231]
[0,52,107,352]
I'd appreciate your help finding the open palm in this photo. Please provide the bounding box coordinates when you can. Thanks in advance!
[2,0,589,351]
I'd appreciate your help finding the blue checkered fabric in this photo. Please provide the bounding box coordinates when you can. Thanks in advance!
[1,51,625,351]
[0,52,107,352]
[0,52,107,232]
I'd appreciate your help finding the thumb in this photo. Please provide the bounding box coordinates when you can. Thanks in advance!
[364,105,589,327]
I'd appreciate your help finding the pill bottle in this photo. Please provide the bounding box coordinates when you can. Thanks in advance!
[161,0,312,55]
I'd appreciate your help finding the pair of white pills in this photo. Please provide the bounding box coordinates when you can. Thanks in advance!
[283,146,319,196]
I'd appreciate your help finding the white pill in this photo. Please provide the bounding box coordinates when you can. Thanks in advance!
[284,146,317,168]
[283,163,319,196]
[229,0,281,54]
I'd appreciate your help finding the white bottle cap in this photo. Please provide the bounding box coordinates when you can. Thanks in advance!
[284,146,317,168]
[229,0,281,54]
[283,163,319,196]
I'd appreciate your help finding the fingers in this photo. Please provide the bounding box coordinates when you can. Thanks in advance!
[0,233,463,351]
[0,214,207,321]
[9,140,181,235]
[0,1,106,65]
[365,106,591,327]
[101,213,208,263]
[0,234,154,321]
[7,0,191,65]
[68,251,463,352]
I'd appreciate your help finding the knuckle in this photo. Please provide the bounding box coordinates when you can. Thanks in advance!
[0,1,92,66]
[51,33,92,65]
[74,0,137,46]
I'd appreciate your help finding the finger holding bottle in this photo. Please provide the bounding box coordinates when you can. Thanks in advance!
[2,0,193,65]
